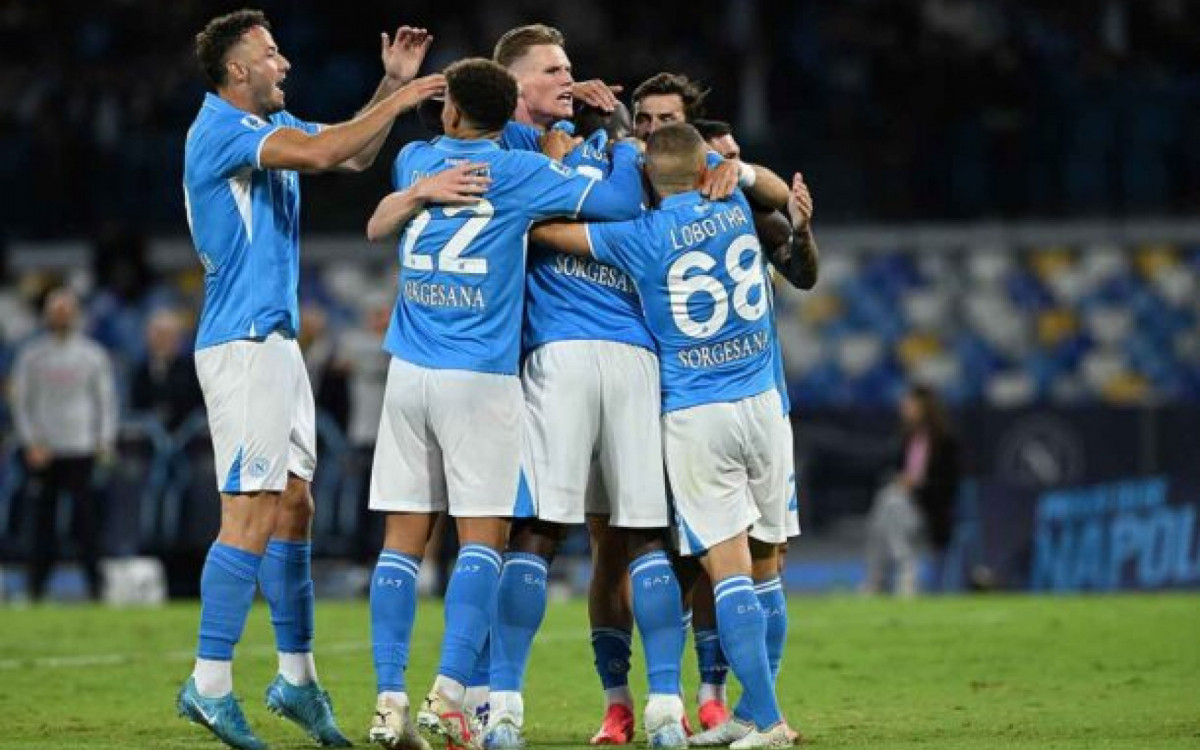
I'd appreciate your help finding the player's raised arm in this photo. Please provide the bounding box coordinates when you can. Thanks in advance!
[261,74,444,172]
[530,220,594,257]
[337,26,435,172]
[574,141,644,220]
[366,162,492,241]
[757,173,819,289]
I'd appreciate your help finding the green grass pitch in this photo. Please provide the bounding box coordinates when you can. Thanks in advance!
[0,594,1197,749]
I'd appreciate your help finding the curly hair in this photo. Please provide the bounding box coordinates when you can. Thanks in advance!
[195,9,270,88]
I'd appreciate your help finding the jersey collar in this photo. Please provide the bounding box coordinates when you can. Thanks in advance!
[659,190,707,211]
[434,136,501,154]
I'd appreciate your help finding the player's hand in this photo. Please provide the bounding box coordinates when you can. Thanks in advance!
[382,26,433,84]
[572,80,623,113]
[25,444,51,470]
[701,159,740,201]
[540,129,581,162]
[787,172,813,230]
[414,162,492,205]
[393,74,446,112]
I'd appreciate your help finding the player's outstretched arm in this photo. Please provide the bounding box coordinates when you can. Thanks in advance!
[530,220,593,257]
[260,74,445,173]
[366,162,491,242]
[702,158,790,210]
[759,172,819,289]
[338,26,434,172]
[575,142,644,220]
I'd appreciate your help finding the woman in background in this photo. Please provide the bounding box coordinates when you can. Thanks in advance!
[863,385,961,595]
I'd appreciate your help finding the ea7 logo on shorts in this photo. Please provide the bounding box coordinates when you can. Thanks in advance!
[247,457,271,478]
[241,114,268,131]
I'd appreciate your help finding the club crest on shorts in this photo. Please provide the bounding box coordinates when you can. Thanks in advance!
[247,457,271,478]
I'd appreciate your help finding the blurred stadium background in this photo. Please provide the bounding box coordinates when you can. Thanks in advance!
[2,0,1200,602]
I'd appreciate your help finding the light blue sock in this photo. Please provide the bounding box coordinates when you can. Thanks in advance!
[439,544,503,684]
[469,634,491,689]
[629,550,683,696]
[591,627,632,689]
[370,549,421,693]
[756,577,788,680]
[259,539,313,654]
[197,543,263,660]
[490,552,549,691]
[715,575,781,730]
[694,627,729,688]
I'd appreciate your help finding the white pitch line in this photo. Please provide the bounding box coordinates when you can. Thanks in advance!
[0,629,587,672]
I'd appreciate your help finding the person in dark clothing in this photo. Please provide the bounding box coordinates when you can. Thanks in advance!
[129,308,203,431]
[864,384,961,595]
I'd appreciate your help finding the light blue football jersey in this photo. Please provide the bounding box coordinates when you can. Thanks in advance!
[383,136,643,375]
[588,189,777,413]
[183,93,319,350]
[519,128,654,353]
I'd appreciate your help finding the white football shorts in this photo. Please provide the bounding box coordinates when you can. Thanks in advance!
[369,357,529,518]
[195,332,316,494]
[751,413,802,541]
[664,389,794,556]
[522,340,669,528]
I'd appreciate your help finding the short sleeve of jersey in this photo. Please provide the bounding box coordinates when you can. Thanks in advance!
[203,111,282,177]
[513,153,597,221]
[586,220,646,279]
[500,121,542,152]
[391,141,424,191]
[705,151,723,169]
[273,110,322,136]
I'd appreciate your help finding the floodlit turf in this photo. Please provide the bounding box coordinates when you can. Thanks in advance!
[0,595,1197,749]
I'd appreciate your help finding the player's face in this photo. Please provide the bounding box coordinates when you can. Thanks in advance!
[510,44,574,125]
[706,134,740,160]
[230,25,291,115]
[633,94,686,139]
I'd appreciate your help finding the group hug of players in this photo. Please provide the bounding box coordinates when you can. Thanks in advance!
[177,11,818,750]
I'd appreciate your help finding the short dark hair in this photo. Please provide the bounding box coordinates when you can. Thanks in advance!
[195,9,270,88]
[647,122,706,158]
[693,118,732,141]
[632,72,709,120]
[445,58,519,132]
[573,100,632,141]
[493,24,565,69]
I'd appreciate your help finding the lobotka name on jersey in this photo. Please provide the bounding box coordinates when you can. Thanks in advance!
[669,204,751,251]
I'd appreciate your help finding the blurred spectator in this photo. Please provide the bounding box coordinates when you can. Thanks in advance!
[863,384,961,596]
[338,294,391,560]
[129,308,202,430]
[299,303,349,432]
[9,287,118,601]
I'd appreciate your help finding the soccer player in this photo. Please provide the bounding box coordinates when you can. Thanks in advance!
[530,122,805,748]
[567,73,800,734]
[692,118,817,743]
[483,25,688,749]
[176,10,444,750]
[362,58,644,750]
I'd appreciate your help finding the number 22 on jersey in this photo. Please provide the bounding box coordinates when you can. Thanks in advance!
[401,200,495,275]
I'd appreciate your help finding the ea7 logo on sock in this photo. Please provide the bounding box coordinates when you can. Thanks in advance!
[456,562,482,574]
[376,576,407,588]
[736,602,762,615]
[640,574,674,588]
[522,573,547,588]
